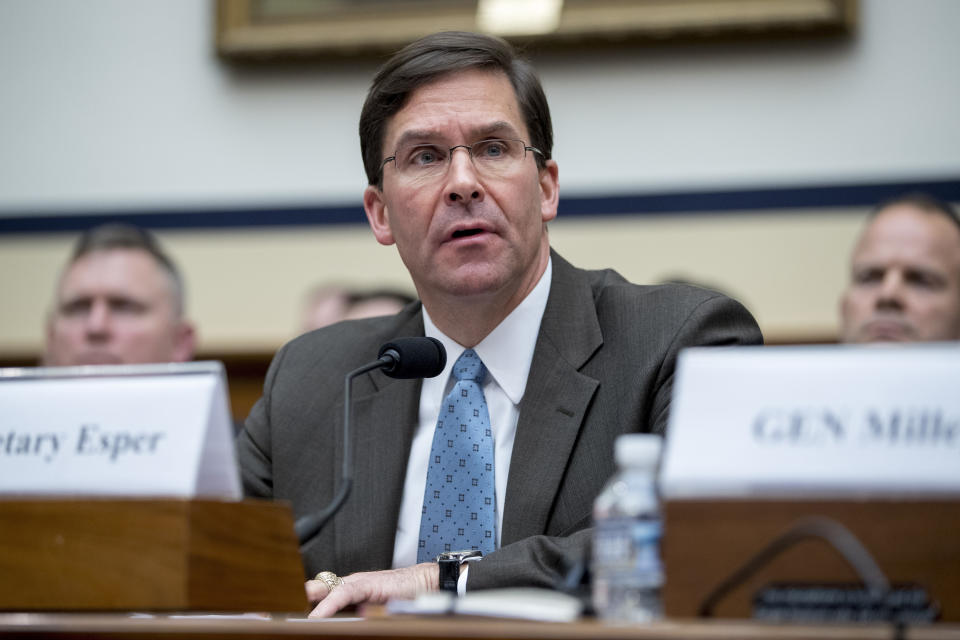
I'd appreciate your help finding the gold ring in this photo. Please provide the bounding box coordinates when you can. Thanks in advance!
[314,571,344,593]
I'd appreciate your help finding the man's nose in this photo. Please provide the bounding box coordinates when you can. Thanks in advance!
[445,147,485,204]
[84,300,112,338]
[876,271,905,310]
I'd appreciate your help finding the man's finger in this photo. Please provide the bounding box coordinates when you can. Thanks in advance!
[305,578,330,603]
[305,564,436,617]
[308,582,364,618]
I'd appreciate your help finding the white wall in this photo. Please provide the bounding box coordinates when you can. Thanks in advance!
[1,0,957,211]
[547,1,960,194]
[0,0,958,355]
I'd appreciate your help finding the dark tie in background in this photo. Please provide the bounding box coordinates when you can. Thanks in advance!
[417,349,497,562]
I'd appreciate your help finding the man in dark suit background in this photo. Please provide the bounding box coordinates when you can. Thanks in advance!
[237,31,762,617]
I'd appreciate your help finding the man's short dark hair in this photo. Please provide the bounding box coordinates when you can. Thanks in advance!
[68,223,186,315]
[359,31,553,187]
[871,192,960,235]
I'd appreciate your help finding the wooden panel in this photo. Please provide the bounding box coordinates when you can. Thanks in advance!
[663,499,960,621]
[0,500,187,609]
[186,499,308,612]
[0,499,307,613]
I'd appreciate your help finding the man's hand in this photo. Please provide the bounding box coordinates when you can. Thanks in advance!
[306,562,439,618]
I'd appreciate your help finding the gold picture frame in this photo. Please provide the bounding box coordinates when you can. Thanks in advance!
[216,0,856,60]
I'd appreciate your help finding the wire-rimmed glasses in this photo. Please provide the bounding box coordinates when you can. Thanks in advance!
[380,139,543,183]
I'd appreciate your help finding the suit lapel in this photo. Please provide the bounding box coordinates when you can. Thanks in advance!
[501,252,602,544]
[332,312,425,572]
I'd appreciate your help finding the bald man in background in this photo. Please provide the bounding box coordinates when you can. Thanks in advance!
[44,223,196,366]
[839,194,960,343]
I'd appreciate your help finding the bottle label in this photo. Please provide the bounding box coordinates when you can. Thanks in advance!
[593,516,663,587]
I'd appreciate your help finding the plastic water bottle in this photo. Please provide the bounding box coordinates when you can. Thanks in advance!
[592,434,664,624]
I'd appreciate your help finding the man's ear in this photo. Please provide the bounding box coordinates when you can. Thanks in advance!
[838,288,852,339]
[172,320,197,363]
[539,160,559,224]
[364,185,396,246]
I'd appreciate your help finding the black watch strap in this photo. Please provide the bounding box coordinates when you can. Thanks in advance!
[436,550,482,593]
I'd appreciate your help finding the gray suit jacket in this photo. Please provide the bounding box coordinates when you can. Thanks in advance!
[237,251,762,589]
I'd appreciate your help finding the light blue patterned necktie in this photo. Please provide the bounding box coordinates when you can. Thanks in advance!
[417,349,497,562]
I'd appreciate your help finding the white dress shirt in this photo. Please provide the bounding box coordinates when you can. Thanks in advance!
[392,258,553,582]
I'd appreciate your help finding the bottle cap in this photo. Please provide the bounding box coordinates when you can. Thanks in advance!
[615,434,662,469]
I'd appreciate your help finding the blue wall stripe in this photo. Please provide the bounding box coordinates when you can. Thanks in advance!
[1,178,957,234]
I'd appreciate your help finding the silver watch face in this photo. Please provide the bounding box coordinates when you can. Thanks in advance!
[437,550,482,562]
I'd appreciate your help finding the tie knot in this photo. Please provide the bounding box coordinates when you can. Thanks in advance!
[453,349,486,383]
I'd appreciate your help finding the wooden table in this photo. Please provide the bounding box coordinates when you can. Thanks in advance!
[2,613,959,640]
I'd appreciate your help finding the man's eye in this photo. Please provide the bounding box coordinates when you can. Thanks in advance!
[476,140,508,158]
[905,270,944,290]
[853,269,883,284]
[408,147,444,167]
[110,299,146,314]
[61,300,91,316]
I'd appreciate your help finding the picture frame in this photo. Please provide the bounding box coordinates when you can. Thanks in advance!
[216,0,857,61]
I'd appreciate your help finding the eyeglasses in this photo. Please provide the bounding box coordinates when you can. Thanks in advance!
[380,139,543,182]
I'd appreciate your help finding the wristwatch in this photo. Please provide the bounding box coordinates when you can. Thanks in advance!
[436,550,482,593]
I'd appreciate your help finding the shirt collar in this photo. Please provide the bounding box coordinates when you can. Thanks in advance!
[423,257,552,405]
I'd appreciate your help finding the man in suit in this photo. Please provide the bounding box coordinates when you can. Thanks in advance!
[237,31,762,617]
[839,193,960,343]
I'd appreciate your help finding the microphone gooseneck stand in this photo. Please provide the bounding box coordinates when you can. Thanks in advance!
[294,357,388,546]
[294,337,446,547]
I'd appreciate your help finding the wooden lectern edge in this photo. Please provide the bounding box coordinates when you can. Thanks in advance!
[3,612,959,640]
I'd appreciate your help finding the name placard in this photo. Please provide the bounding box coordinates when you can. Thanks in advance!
[0,361,240,498]
[660,344,960,499]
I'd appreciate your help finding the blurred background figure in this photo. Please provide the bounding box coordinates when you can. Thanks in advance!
[839,194,960,344]
[300,284,351,333]
[43,223,196,366]
[343,289,416,320]
[300,284,414,333]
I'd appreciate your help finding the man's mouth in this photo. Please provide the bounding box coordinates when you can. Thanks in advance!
[451,228,484,239]
[863,318,913,342]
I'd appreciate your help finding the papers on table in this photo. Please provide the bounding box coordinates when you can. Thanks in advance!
[386,588,582,622]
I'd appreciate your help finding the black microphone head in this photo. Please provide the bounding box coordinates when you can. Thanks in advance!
[378,337,446,379]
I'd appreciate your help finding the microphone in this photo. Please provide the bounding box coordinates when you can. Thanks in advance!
[378,337,447,379]
[295,336,446,546]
